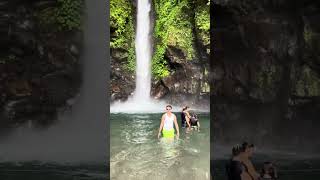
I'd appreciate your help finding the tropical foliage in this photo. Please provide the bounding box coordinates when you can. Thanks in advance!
[111,0,210,79]
[38,0,84,31]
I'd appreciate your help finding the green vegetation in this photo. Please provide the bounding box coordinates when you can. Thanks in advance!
[256,64,282,97]
[153,0,193,79]
[195,1,210,53]
[110,0,135,72]
[295,65,320,97]
[38,0,84,31]
[153,0,209,79]
[304,25,314,47]
[110,0,210,79]
[0,54,18,64]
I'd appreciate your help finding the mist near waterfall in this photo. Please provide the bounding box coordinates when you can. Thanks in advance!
[0,0,108,163]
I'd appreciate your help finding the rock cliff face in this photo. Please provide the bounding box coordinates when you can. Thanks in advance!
[0,0,82,129]
[212,0,320,152]
[110,1,210,107]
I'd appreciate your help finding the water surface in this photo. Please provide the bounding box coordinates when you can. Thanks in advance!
[110,113,210,180]
[0,162,106,180]
[213,156,320,180]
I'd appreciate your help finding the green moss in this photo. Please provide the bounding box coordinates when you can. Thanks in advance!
[295,66,320,96]
[38,0,84,31]
[152,44,170,79]
[110,0,209,79]
[296,79,305,96]
[304,26,313,46]
[152,0,210,79]
[195,1,210,51]
[110,0,135,72]
[202,82,210,92]
[110,0,133,48]
[256,64,281,97]
[0,54,17,64]
[127,46,136,72]
[153,0,195,79]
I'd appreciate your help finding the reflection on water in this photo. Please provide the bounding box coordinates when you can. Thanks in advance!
[110,113,210,180]
[0,162,106,180]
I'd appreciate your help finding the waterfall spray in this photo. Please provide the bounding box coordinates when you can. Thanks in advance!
[0,0,108,162]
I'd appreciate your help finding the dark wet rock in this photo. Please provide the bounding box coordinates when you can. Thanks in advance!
[70,44,79,56]
[110,55,135,101]
[212,0,320,151]
[110,1,210,107]
[165,45,186,64]
[0,0,82,128]
[151,80,169,99]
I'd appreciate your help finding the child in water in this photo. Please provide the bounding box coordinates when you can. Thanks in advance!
[189,112,200,131]
[260,162,278,180]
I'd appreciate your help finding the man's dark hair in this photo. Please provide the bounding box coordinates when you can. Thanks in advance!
[166,104,172,109]
[241,142,249,152]
[182,106,189,111]
[241,142,255,152]
[232,144,242,156]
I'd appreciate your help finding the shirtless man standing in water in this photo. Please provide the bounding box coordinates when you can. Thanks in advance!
[157,105,180,139]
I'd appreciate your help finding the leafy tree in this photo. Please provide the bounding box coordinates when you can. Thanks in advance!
[110,0,135,72]
[38,0,84,31]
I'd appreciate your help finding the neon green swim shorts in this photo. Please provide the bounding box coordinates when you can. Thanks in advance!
[162,129,175,138]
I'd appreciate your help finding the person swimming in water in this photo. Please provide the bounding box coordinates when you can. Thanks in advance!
[157,105,180,139]
[181,106,191,128]
[260,162,278,180]
[189,111,200,131]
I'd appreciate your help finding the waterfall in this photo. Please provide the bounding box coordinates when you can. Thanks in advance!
[0,0,107,163]
[133,0,152,101]
[110,0,170,113]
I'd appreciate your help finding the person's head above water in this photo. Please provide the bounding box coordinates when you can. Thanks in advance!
[241,142,255,157]
[262,162,276,177]
[182,105,189,111]
[166,105,172,113]
[232,144,242,156]
[248,143,255,157]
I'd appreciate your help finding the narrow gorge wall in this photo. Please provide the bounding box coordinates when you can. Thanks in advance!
[0,0,83,130]
[212,0,320,152]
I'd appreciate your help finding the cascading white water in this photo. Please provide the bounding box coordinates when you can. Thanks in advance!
[110,0,207,113]
[133,0,152,101]
[110,0,170,113]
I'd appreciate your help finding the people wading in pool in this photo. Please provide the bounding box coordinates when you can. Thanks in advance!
[181,106,191,129]
[240,142,260,180]
[226,145,253,180]
[260,162,278,180]
[157,105,180,139]
[189,111,200,131]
